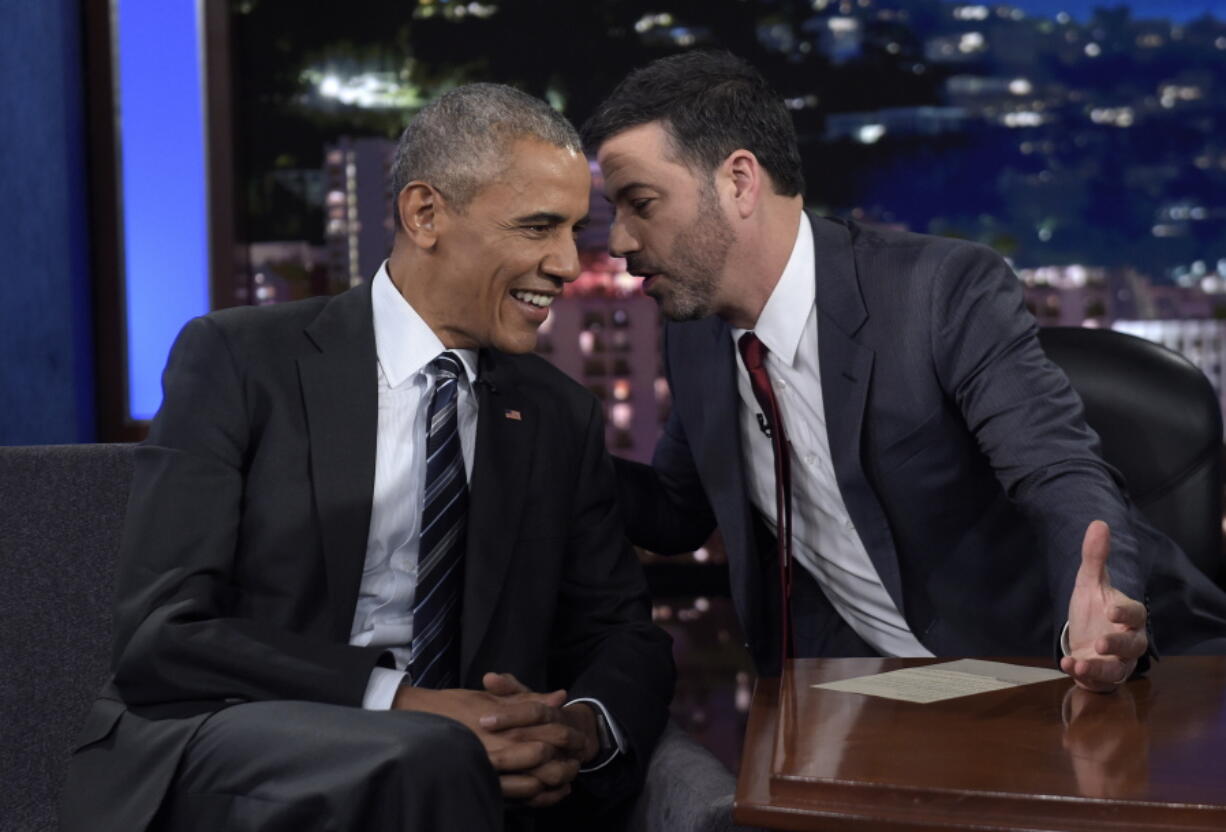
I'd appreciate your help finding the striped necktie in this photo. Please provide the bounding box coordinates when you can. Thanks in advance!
[408,351,468,689]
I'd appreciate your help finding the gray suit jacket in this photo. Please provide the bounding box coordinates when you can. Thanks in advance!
[61,281,674,831]
[618,213,1226,674]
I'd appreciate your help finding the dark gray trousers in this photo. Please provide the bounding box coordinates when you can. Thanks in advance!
[153,700,502,832]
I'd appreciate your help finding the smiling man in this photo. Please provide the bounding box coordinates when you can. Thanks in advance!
[582,51,1226,691]
[60,84,673,832]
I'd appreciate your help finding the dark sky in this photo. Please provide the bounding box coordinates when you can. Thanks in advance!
[1006,0,1224,22]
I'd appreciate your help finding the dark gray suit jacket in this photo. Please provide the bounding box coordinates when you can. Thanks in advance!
[618,213,1226,674]
[61,281,674,831]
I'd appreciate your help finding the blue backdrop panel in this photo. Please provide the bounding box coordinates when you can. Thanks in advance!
[0,0,95,444]
[118,0,210,421]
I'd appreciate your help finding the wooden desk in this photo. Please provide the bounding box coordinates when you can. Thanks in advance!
[734,657,1226,831]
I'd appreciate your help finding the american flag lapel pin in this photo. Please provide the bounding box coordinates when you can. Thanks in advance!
[504,409,522,421]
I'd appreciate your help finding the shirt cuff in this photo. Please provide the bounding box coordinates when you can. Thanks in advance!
[1060,620,1071,657]
[363,666,408,710]
[566,697,626,773]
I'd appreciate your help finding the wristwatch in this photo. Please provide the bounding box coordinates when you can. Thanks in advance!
[590,707,617,766]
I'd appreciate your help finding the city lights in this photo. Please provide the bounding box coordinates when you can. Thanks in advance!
[1088,106,1134,127]
[304,69,425,110]
[953,5,989,21]
[856,124,886,143]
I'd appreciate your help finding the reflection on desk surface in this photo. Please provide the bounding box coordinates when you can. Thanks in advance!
[772,657,1226,806]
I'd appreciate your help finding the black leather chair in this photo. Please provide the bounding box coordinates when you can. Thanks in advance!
[1037,326,1225,589]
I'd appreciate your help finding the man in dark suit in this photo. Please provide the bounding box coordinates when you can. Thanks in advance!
[60,83,673,832]
[581,51,1226,689]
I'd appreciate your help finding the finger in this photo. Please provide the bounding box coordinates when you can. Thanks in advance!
[499,774,544,801]
[483,681,568,710]
[1106,597,1147,630]
[527,757,582,789]
[1094,629,1148,660]
[502,691,563,710]
[488,739,554,772]
[507,722,587,754]
[480,699,562,731]
[525,784,572,809]
[1070,657,1131,693]
[483,672,530,696]
[1076,520,1112,589]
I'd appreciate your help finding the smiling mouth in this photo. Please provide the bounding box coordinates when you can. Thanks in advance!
[509,289,555,309]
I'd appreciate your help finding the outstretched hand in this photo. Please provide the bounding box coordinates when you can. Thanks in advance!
[1060,520,1148,692]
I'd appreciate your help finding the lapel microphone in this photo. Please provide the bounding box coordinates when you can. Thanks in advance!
[756,412,772,438]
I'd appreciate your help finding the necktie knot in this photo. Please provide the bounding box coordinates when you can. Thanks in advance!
[430,351,463,382]
[738,332,768,372]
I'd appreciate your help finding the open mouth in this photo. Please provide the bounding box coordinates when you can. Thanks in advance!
[509,289,555,309]
[509,289,555,320]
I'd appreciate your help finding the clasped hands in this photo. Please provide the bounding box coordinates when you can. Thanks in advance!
[394,672,600,807]
[1061,520,1149,693]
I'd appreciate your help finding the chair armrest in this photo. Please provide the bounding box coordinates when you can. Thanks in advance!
[624,721,766,832]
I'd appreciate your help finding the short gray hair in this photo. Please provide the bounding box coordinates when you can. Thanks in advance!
[390,83,582,227]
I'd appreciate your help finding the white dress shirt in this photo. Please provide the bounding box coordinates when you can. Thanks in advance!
[355,263,480,707]
[354,263,624,770]
[731,216,934,658]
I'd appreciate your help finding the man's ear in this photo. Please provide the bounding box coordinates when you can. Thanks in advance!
[722,149,762,219]
[397,182,443,249]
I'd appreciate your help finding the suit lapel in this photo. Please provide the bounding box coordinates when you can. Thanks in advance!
[810,213,905,612]
[298,283,379,642]
[670,318,769,656]
[461,350,535,682]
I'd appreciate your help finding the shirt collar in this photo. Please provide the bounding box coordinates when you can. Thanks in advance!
[371,261,479,388]
[732,213,814,368]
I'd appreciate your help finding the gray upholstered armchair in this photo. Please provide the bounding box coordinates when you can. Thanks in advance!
[0,443,753,832]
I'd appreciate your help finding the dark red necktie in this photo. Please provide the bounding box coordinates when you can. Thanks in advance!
[737,332,794,661]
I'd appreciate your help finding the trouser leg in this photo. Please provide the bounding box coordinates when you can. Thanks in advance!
[155,700,501,832]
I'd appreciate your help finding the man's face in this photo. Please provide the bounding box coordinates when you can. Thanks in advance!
[431,139,590,353]
[596,122,733,321]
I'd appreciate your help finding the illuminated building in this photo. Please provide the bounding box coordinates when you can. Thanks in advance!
[323,137,396,288]
[536,251,666,464]
[825,106,968,143]
[243,241,331,305]
[1113,319,1226,418]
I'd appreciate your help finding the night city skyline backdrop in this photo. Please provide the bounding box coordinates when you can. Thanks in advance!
[231,0,1226,283]
[1008,0,1223,21]
[228,0,1226,451]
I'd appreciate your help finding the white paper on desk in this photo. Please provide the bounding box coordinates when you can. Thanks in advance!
[812,659,1067,704]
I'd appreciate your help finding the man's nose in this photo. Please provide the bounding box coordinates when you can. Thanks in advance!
[543,236,581,283]
[607,217,639,259]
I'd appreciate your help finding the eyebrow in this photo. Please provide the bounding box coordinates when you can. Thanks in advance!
[610,181,655,203]
[512,211,591,229]
[513,211,566,225]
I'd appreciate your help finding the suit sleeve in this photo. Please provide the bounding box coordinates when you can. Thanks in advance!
[111,316,386,708]
[548,395,676,805]
[613,325,718,554]
[928,243,1150,632]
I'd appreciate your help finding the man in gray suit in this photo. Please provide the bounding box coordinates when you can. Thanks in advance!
[582,51,1226,689]
[60,84,673,832]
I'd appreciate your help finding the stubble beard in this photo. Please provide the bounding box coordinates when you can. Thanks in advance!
[655,187,733,322]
